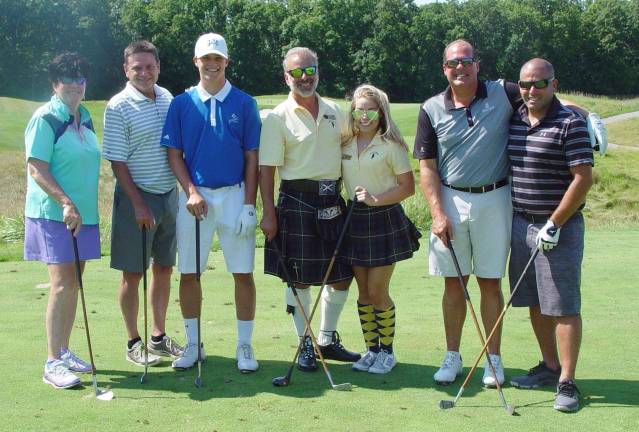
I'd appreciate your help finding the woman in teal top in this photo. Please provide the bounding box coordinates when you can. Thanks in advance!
[24,52,101,390]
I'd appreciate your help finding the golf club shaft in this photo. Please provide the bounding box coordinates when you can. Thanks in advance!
[195,217,202,386]
[448,244,508,401]
[285,198,357,369]
[454,248,540,399]
[142,227,148,381]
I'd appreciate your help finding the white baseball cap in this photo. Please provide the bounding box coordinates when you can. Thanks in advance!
[194,33,228,59]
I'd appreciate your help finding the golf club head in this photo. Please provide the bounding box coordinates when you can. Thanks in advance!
[332,382,352,391]
[96,389,115,401]
[439,400,455,410]
[194,376,202,388]
[140,373,146,384]
[271,375,290,387]
[506,404,516,416]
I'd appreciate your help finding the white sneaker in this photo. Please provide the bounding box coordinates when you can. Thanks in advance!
[172,343,206,370]
[352,350,379,372]
[127,340,162,367]
[60,348,92,373]
[434,351,463,385]
[482,353,505,387]
[368,350,397,374]
[43,360,81,389]
[236,344,259,373]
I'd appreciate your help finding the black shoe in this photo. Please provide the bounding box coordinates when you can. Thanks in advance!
[297,336,318,372]
[318,331,361,362]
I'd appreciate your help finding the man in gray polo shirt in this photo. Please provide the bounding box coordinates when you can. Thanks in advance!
[414,39,521,387]
[103,40,183,366]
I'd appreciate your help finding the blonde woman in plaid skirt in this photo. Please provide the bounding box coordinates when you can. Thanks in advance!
[341,85,421,374]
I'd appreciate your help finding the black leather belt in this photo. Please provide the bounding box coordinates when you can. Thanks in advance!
[280,179,341,196]
[515,212,549,224]
[443,178,508,194]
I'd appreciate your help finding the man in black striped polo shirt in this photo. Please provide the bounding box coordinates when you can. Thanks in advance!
[507,58,594,413]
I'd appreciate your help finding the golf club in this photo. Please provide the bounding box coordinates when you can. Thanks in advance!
[71,234,114,401]
[445,242,515,415]
[272,198,357,387]
[194,217,203,388]
[140,226,148,384]
[270,241,352,391]
[439,248,539,412]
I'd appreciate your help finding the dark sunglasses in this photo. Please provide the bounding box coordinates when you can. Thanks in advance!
[443,57,475,69]
[287,65,317,78]
[518,78,554,89]
[60,76,87,85]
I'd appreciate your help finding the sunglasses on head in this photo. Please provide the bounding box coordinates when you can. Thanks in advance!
[518,78,554,89]
[352,108,379,121]
[287,65,317,78]
[443,57,475,69]
[60,76,86,85]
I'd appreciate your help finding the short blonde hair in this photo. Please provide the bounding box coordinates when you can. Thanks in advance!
[344,84,408,150]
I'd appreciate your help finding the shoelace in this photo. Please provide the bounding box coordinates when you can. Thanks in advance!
[239,345,253,359]
[331,331,346,349]
[62,350,83,366]
[442,352,458,368]
[301,338,314,359]
[557,381,580,397]
[165,338,184,354]
[527,361,547,376]
[49,363,74,378]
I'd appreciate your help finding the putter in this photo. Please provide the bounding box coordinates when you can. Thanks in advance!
[194,217,203,388]
[71,234,114,401]
[140,226,149,384]
[445,243,515,415]
[270,241,351,391]
[272,198,357,387]
[439,248,539,412]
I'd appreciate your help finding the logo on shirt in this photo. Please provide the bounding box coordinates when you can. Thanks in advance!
[228,113,240,124]
[370,151,379,159]
[163,134,170,141]
[323,114,336,128]
[342,154,352,160]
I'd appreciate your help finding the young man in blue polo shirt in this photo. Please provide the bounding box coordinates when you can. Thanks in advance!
[161,33,261,373]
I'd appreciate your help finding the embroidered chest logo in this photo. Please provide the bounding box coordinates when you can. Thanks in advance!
[370,151,380,159]
[323,114,336,128]
[228,113,240,124]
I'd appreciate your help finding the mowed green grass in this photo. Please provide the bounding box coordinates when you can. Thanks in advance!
[0,231,637,431]
[605,118,639,148]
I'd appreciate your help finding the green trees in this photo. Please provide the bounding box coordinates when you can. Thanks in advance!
[2,0,638,102]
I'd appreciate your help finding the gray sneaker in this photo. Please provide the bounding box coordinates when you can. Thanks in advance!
[43,360,81,389]
[148,335,184,357]
[554,380,581,412]
[510,361,560,389]
[127,340,162,366]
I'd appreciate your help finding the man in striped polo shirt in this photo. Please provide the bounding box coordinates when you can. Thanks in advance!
[507,58,594,412]
[103,40,183,367]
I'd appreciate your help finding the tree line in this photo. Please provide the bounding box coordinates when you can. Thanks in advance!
[2,0,638,102]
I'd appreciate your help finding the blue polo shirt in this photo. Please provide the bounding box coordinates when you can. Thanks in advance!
[161,81,261,189]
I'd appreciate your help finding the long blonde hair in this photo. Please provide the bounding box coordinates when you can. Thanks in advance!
[343,84,408,150]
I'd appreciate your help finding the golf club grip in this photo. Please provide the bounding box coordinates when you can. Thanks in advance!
[71,234,97,375]
[447,243,471,301]
[195,217,201,279]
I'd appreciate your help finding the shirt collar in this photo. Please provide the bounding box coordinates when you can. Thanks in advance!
[443,80,488,111]
[196,80,232,103]
[125,82,162,101]
[49,94,90,123]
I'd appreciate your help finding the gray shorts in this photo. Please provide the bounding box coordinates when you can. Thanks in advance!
[509,212,584,316]
[110,184,178,272]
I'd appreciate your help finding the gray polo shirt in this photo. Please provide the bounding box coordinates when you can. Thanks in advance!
[413,80,520,187]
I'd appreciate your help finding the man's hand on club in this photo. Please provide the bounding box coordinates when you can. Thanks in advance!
[536,220,561,251]
[134,201,156,229]
[186,191,207,220]
[235,204,257,237]
[431,212,453,247]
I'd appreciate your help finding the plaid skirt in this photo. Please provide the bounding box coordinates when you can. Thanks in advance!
[264,190,354,285]
[340,202,421,267]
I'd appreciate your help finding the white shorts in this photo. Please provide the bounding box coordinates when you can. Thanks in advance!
[429,184,512,278]
[176,183,255,274]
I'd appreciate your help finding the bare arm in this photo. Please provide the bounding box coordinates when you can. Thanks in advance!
[355,171,415,206]
[259,165,277,241]
[419,158,453,246]
[28,158,82,236]
[550,164,593,227]
[243,150,258,206]
[110,161,155,229]
[167,148,207,219]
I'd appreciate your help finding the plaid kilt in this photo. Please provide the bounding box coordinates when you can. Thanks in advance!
[264,190,354,285]
[340,202,421,267]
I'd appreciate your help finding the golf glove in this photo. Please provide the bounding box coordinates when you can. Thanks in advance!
[586,113,608,156]
[536,220,561,251]
[235,204,257,237]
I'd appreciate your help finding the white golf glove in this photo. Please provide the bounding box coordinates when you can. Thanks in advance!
[536,220,561,251]
[586,113,608,156]
[235,204,257,237]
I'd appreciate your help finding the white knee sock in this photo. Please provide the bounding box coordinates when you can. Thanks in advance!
[237,319,254,346]
[285,286,311,338]
[184,318,199,346]
[318,287,349,346]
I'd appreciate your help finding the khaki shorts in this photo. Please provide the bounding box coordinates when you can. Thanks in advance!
[110,185,177,272]
[429,184,512,278]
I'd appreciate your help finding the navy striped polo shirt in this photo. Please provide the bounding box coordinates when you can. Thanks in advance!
[508,96,594,217]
